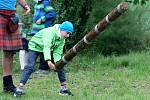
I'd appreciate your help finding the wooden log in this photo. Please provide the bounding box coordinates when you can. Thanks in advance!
[55,2,128,70]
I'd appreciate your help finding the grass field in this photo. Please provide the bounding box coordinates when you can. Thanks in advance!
[1,51,150,100]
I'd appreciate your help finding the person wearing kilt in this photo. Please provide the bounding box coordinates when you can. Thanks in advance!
[0,0,30,93]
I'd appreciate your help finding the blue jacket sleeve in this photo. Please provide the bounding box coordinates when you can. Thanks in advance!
[41,1,56,22]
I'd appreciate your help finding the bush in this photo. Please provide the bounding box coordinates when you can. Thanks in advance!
[82,0,149,55]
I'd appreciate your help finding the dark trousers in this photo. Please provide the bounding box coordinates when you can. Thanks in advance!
[39,57,49,70]
[20,50,66,85]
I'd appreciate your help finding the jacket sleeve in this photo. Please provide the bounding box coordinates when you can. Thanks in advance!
[53,40,65,63]
[42,29,53,61]
[41,1,56,22]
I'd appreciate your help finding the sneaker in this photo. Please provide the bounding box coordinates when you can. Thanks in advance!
[13,88,23,97]
[59,89,73,96]
[3,85,16,93]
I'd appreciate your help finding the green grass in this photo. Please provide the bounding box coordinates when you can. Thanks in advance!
[1,51,150,99]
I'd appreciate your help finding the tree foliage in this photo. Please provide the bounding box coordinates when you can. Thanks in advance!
[127,0,149,4]
[55,0,150,55]
[83,0,146,55]
[54,0,93,48]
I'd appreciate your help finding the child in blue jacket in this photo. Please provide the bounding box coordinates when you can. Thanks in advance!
[29,0,56,36]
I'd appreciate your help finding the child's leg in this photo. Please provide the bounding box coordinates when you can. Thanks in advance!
[14,50,39,96]
[19,37,29,70]
[20,50,39,85]
[51,51,73,95]
[51,51,67,86]
[57,68,66,85]
[57,68,73,96]
[19,50,28,70]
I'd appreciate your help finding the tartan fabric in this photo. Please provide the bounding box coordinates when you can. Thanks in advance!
[0,10,22,50]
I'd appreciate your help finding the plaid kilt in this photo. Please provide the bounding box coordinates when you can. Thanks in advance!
[0,12,22,50]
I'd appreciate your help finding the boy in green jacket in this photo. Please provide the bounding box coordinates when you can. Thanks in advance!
[14,21,74,96]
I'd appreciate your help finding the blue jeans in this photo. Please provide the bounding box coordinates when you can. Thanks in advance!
[20,50,66,85]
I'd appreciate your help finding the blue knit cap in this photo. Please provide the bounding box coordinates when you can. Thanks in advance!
[59,21,74,34]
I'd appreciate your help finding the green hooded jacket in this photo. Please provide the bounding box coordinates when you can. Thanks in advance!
[28,24,65,62]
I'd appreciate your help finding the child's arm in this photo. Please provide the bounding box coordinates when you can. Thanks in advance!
[40,1,56,22]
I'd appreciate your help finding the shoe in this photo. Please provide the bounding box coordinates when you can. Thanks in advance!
[13,88,23,97]
[59,88,74,96]
[3,85,16,93]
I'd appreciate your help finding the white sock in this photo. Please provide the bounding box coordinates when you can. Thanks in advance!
[19,50,28,70]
